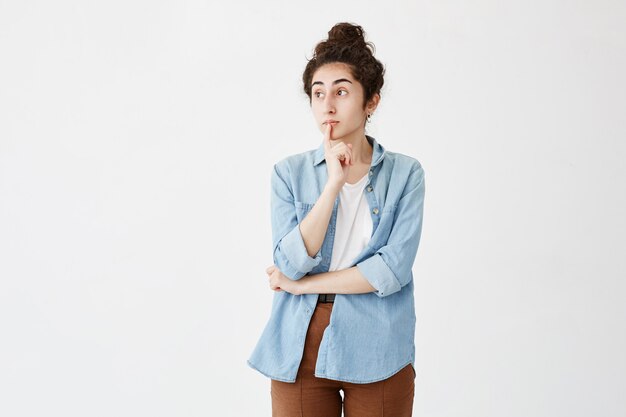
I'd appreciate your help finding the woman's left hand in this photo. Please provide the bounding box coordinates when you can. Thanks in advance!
[266,265,302,295]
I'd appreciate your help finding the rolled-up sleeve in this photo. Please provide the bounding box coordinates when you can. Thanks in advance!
[270,163,323,280]
[356,163,425,297]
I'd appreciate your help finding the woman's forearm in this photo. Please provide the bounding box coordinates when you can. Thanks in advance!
[299,183,341,257]
[298,266,376,294]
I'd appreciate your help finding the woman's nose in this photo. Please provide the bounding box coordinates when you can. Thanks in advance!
[324,96,335,113]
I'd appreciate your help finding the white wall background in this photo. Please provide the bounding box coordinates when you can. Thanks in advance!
[1,1,624,416]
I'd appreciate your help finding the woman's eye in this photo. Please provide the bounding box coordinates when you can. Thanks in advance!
[338,90,347,96]
[314,91,324,98]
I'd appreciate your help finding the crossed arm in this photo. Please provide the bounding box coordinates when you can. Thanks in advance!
[267,263,377,295]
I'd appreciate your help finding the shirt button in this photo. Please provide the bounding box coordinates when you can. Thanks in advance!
[368,170,373,176]
[372,208,379,215]
[367,185,373,192]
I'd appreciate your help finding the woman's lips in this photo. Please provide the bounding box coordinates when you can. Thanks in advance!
[324,121,339,125]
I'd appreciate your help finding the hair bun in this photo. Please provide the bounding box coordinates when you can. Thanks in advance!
[327,22,366,46]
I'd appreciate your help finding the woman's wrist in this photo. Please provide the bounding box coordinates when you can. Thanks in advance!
[324,181,342,195]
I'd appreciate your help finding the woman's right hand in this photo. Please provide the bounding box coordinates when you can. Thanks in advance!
[323,122,353,188]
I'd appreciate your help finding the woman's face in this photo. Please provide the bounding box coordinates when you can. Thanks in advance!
[310,62,373,141]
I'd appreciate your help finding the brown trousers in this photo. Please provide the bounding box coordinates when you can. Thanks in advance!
[271,302,415,417]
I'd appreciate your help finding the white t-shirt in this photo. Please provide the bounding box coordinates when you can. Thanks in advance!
[328,172,373,272]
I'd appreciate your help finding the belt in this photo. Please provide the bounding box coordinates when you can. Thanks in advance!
[317,294,335,303]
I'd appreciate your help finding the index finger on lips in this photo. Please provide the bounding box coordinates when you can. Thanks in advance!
[323,122,332,151]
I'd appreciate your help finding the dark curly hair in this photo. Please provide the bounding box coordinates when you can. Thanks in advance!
[302,22,385,110]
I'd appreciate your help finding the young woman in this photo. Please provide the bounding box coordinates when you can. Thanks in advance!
[247,22,426,417]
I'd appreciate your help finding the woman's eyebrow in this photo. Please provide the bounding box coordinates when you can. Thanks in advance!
[311,78,353,88]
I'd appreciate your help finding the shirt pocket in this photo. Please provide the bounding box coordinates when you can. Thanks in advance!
[382,202,398,215]
[294,201,314,222]
[372,203,399,243]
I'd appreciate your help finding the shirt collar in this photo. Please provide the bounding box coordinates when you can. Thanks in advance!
[313,135,386,167]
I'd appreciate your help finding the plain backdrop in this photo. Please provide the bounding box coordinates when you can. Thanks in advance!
[1,1,625,416]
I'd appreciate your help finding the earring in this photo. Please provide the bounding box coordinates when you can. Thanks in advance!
[366,113,372,123]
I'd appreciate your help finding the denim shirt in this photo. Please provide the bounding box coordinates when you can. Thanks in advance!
[247,135,426,383]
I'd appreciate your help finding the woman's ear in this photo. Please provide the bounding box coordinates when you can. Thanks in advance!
[367,93,381,114]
